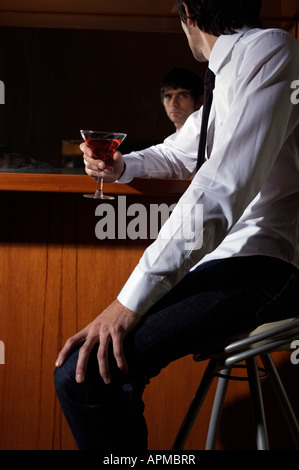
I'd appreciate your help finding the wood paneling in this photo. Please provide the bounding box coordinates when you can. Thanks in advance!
[0,190,152,449]
[0,188,298,450]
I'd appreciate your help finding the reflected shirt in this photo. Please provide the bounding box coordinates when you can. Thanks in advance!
[117,28,299,315]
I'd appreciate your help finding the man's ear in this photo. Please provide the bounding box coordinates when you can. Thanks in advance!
[183,2,197,27]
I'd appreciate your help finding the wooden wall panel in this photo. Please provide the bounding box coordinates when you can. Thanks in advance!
[0,191,146,449]
[0,189,298,450]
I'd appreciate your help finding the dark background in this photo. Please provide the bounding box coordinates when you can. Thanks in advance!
[0,26,206,171]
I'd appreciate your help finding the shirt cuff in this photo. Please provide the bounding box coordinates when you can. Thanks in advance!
[115,153,149,184]
[117,265,168,315]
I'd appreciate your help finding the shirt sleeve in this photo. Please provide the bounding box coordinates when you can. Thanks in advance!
[117,109,203,183]
[118,30,298,315]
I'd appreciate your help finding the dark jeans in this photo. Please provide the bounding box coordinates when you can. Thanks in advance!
[54,256,299,450]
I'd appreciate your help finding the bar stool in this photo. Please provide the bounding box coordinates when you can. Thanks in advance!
[172,317,299,450]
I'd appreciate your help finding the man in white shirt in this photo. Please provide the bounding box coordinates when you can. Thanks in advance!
[55,0,299,450]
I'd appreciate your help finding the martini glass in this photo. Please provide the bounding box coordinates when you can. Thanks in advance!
[80,130,127,200]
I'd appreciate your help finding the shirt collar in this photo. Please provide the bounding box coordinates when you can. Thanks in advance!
[209,27,251,75]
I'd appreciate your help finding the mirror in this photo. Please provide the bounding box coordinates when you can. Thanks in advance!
[0,26,206,174]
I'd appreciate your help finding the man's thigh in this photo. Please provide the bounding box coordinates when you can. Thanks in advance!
[124,256,299,380]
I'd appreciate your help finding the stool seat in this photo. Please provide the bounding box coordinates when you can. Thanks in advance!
[172,317,299,450]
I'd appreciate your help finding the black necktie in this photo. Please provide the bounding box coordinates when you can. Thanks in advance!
[196,68,215,171]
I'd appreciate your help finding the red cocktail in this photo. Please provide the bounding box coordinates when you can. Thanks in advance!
[80,130,127,199]
[86,138,123,161]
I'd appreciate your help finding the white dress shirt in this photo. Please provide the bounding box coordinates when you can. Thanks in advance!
[117,27,299,316]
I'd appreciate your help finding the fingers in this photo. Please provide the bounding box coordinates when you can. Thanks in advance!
[112,333,128,375]
[97,325,128,385]
[97,329,112,385]
[75,335,98,383]
[55,324,126,386]
[55,301,140,386]
[55,330,86,369]
[80,141,125,181]
[80,141,109,170]
[55,327,100,384]
[112,150,122,163]
[80,142,98,178]
[79,142,93,159]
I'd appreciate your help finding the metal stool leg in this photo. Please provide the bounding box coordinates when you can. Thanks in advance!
[205,367,231,450]
[172,358,219,450]
[261,354,299,449]
[246,357,269,450]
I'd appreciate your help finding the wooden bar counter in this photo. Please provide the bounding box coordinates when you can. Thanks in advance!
[0,173,297,450]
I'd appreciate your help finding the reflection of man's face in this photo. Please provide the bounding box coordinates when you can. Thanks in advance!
[163,87,198,130]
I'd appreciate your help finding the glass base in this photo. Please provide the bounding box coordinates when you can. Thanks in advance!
[83,193,115,200]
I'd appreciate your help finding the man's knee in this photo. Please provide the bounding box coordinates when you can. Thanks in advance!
[54,364,69,394]
[54,350,79,397]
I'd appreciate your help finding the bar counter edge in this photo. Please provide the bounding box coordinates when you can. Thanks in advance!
[0,173,190,196]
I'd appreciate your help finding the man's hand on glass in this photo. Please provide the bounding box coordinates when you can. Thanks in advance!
[80,142,126,182]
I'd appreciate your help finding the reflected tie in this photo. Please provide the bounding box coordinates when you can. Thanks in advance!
[196,68,215,171]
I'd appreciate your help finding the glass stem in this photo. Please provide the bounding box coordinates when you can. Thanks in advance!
[95,176,104,198]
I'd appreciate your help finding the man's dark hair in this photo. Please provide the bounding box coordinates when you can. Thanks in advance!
[176,0,262,36]
[160,68,204,102]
